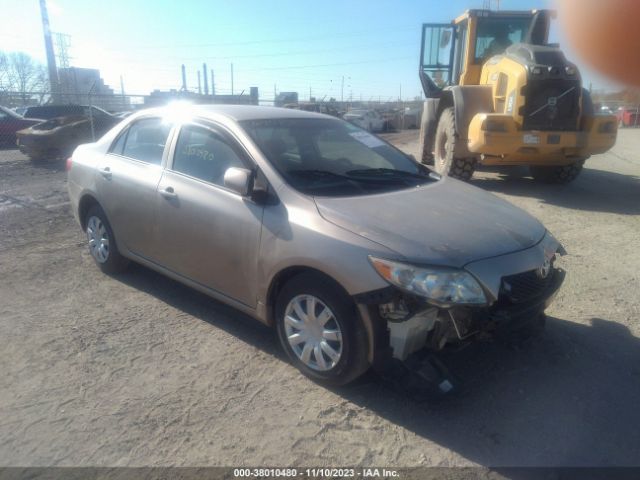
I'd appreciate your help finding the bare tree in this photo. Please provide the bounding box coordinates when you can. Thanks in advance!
[0,51,49,105]
[0,52,9,93]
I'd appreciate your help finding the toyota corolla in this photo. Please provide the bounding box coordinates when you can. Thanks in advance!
[67,105,565,385]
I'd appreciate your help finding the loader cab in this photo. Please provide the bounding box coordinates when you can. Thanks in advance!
[420,9,552,98]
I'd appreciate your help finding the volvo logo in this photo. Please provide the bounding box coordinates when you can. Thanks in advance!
[536,259,552,279]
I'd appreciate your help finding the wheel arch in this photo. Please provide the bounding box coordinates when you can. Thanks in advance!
[78,193,101,230]
[449,85,494,140]
[265,265,353,327]
[265,264,377,366]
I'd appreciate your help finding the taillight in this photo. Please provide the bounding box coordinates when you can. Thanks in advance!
[65,157,73,171]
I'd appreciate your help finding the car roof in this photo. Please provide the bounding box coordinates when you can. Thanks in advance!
[140,104,334,122]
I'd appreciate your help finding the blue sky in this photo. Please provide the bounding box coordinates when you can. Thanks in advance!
[0,0,619,102]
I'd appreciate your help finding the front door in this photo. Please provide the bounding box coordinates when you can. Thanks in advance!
[420,23,457,98]
[154,122,264,307]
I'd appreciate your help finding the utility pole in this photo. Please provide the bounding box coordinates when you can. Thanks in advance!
[231,63,234,95]
[203,63,209,95]
[211,69,215,96]
[399,83,402,101]
[341,76,344,102]
[181,64,187,91]
[309,86,312,101]
[39,0,59,102]
[197,70,201,94]
[120,75,125,109]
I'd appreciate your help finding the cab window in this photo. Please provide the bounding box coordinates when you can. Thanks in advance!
[474,17,530,62]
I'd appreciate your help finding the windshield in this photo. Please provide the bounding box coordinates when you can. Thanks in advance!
[475,17,532,62]
[241,118,435,197]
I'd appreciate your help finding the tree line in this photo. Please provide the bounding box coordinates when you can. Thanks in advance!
[0,51,49,106]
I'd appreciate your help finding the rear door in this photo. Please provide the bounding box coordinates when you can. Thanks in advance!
[153,122,264,307]
[96,116,174,258]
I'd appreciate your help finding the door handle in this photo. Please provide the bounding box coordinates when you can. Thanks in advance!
[99,167,112,179]
[160,186,177,199]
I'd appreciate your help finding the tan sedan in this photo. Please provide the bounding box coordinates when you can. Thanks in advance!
[68,104,564,385]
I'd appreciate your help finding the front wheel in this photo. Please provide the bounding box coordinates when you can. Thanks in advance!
[434,107,477,181]
[529,159,585,184]
[275,273,369,386]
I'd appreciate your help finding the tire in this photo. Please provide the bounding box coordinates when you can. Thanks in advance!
[433,107,477,181]
[85,204,129,274]
[529,159,585,184]
[275,272,369,386]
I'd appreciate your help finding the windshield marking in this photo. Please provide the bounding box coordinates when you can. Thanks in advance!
[348,131,386,148]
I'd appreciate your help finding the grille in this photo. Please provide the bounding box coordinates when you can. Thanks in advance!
[522,79,581,131]
[500,269,555,305]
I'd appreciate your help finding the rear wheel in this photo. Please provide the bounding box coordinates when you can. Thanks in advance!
[529,159,585,184]
[434,107,477,181]
[275,273,369,386]
[85,205,129,274]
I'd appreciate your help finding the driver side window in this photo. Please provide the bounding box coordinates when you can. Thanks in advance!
[172,125,246,187]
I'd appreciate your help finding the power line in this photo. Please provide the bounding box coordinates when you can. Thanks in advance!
[99,24,418,51]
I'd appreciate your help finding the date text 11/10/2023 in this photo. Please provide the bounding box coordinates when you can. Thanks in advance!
[233,468,400,478]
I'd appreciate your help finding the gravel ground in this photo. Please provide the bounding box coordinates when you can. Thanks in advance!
[1,129,639,467]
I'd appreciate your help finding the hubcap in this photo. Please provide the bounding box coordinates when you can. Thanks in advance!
[284,295,343,371]
[86,215,109,263]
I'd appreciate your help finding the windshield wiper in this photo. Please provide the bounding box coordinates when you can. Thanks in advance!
[288,169,353,180]
[345,168,432,180]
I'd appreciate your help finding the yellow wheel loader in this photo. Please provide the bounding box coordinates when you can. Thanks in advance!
[418,9,617,183]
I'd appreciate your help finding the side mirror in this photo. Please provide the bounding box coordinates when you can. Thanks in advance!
[223,167,253,196]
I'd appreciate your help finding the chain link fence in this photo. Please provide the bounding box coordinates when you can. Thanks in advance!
[0,92,147,160]
[594,99,640,127]
[1,89,428,161]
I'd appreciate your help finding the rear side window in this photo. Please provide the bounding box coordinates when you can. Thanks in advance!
[112,118,172,165]
[171,125,246,187]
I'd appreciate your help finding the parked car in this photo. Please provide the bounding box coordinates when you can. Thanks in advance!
[0,106,42,147]
[295,103,340,117]
[19,104,112,121]
[402,106,423,129]
[616,106,639,128]
[68,105,565,386]
[16,105,120,161]
[13,106,29,117]
[343,109,386,132]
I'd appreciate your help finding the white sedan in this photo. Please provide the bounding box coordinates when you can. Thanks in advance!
[343,109,385,132]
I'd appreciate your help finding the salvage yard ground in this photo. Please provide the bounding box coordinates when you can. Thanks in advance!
[1,129,639,467]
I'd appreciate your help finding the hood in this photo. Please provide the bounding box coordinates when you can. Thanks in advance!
[31,115,89,130]
[314,177,546,268]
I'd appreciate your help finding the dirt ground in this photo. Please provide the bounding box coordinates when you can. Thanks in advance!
[1,129,639,468]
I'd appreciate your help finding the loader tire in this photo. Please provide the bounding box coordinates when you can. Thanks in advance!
[434,107,477,181]
[529,159,585,184]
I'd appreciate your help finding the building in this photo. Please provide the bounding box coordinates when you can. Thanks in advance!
[57,67,129,111]
[144,87,259,108]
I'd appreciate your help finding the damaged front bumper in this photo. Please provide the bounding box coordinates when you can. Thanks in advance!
[355,266,565,365]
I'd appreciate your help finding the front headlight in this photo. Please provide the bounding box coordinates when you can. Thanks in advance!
[369,256,487,306]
